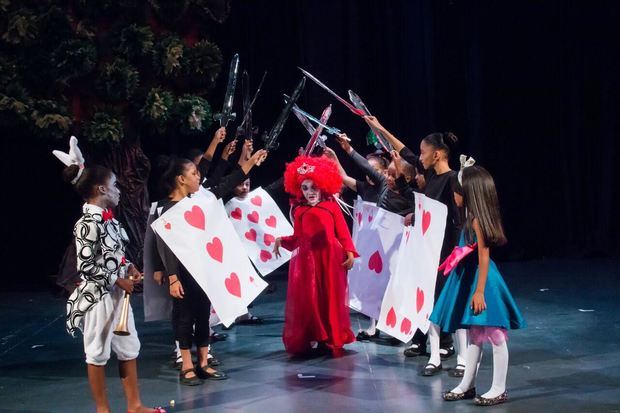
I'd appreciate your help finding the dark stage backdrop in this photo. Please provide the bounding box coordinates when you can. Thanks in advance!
[2,0,619,290]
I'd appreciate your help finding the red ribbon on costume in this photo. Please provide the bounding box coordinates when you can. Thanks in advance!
[438,243,477,276]
[102,209,114,222]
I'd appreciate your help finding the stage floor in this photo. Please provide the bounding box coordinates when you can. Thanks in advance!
[1,259,619,413]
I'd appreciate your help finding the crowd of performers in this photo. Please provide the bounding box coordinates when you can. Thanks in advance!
[56,110,525,411]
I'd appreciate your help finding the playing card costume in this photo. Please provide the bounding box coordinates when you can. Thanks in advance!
[280,156,358,356]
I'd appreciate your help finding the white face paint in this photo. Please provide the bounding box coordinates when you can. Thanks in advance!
[301,179,321,206]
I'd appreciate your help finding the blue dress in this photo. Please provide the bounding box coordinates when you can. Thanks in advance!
[429,231,526,333]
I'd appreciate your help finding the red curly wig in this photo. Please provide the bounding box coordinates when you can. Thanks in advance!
[283,155,343,200]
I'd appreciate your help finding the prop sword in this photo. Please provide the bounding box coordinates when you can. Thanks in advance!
[304,104,331,155]
[283,94,345,139]
[348,90,392,152]
[214,53,240,127]
[238,70,267,135]
[298,67,366,116]
[262,77,306,151]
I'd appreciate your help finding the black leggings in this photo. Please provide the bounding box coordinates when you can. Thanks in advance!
[172,275,211,350]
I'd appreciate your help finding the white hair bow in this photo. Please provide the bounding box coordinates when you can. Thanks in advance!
[458,154,476,185]
[52,136,86,184]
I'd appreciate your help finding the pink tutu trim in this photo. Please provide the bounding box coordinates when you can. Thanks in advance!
[469,326,508,346]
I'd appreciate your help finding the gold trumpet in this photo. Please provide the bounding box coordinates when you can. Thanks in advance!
[113,273,144,336]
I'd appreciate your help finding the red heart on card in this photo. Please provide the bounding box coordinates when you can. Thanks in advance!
[230,207,242,220]
[260,250,272,262]
[265,215,277,228]
[386,307,397,328]
[164,222,171,230]
[249,276,254,283]
[245,228,257,242]
[400,317,412,335]
[422,211,431,235]
[250,196,262,206]
[184,205,205,230]
[418,203,422,210]
[225,273,241,298]
[356,212,362,226]
[368,214,373,222]
[263,233,275,246]
[247,211,259,223]
[416,288,425,313]
[206,237,223,262]
[368,251,383,274]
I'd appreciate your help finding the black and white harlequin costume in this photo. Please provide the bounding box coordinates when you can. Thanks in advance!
[65,203,140,365]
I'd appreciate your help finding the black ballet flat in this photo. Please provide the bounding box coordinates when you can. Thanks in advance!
[448,364,466,377]
[179,368,203,386]
[195,365,228,380]
[404,343,427,357]
[210,332,228,341]
[442,387,476,401]
[474,391,508,406]
[356,330,378,341]
[421,363,442,376]
[440,345,455,360]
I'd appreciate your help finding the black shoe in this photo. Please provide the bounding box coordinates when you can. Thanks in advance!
[179,368,203,386]
[440,345,455,360]
[421,363,442,376]
[474,391,508,406]
[448,364,466,377]
[403,343,427,357]
[442,387,476,401]
[237,315,264,325]
[356,330,378,341]
[210,332,228,342]
[221,323,234,330]
[195,365,228,380]
[207,356,220,367]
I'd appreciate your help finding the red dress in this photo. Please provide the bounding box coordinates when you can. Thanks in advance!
[280,200,358,356]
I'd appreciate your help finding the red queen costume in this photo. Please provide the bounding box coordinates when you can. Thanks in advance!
[279,155,358,356]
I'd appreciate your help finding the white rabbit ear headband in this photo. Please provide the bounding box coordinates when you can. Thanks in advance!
[52,136,86,185]
[458,154,476,185]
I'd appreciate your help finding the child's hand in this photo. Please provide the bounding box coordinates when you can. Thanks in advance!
[115,278,134,294]
[336,133,352,153]
[222,140,237,160]
[391,150,403,178]
[169,277,184,299]
[153,271,164,286]
[213,127,226,143]
[471,292,486,315]
[341,251,355,270]
[273,238,282,258]
[404,212,413,226]
[364,115,382,130]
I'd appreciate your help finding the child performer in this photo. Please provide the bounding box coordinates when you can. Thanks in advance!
[364,116,463,374]
[58,137,164,413]
[434,162,526,406]
[273,155,358,357]
[153,150,267,385]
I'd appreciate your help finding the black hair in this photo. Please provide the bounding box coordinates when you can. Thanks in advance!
[63,165,113,200]
[422,132,458,157]
[157,155,194,196]
[366,151,389,170]
[461,165,507,247]
[185,148,204,162]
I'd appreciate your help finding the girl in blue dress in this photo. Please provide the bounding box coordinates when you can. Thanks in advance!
[431,161,526,406]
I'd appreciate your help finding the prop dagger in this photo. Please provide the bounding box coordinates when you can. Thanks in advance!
[262,77,306,151]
